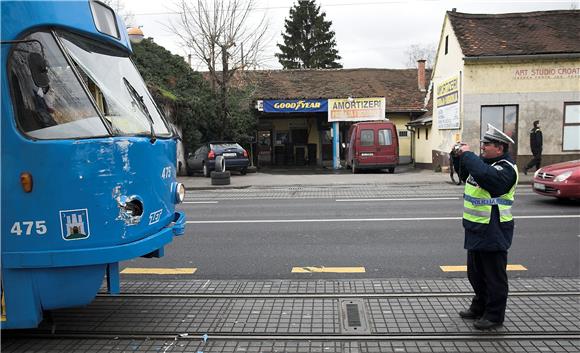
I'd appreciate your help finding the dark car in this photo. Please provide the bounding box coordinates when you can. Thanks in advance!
[186,141,250,177]
[532,159,580,200]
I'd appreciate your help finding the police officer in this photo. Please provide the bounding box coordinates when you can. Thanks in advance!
[452,124,518,330]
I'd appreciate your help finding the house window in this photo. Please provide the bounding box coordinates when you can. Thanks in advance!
[445,35,449,55]
[480,105,518,156]
[563,102,580,151]
[425,127,429,140]
[399,130,408,138]
[416,128,420,139]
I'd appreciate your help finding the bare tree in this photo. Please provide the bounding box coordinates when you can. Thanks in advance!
[168,0,269,138]
[404,43,436,69]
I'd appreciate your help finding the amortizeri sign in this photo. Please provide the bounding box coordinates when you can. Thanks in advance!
[328,97,386,122]
[263,99,327,113]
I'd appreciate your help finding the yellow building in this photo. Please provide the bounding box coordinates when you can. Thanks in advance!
[415,9,580,170]
[243,66,430,168]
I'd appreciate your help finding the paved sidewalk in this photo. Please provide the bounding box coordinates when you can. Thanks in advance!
[178,164,534,190]
[4,278,578,353]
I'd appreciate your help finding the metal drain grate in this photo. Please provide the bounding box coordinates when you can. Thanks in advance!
[346,304,361,326]
[339,299,370,334]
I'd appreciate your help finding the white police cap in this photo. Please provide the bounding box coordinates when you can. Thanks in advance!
[481,124,514,144]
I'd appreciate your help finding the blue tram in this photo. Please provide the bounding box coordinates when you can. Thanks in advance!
[1,0,186,328]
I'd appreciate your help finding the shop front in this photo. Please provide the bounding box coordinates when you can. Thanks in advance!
[255,97,387,168]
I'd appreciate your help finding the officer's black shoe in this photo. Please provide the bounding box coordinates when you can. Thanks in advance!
[473,319,502,330]
[458,309,481,320]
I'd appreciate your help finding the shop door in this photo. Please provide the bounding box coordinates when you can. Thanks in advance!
[257,130,272,166]
[321,129,332,161]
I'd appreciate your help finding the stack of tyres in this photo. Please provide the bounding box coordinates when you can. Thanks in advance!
[211,156,230,185]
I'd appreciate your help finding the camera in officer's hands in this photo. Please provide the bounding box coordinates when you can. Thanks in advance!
[450,142,463,157]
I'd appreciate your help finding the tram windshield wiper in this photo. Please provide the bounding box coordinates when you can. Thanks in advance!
[123,77,156,143]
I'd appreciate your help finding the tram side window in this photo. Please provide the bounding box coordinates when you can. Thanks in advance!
[9,31,108,139]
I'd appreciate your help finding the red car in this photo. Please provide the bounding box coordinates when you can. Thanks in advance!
[532,160,580,199]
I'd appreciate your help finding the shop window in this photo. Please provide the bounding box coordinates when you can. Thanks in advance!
[291,129,308,144]
[563,102,580,151]
[416,128,420,139]
[425,127,429,140]
[399,130,408,138]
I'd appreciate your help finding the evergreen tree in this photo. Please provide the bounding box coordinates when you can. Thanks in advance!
[276,0,342,69]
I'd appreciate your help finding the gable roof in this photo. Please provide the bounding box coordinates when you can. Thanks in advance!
[447,10,580,57]
[238,68,431,113]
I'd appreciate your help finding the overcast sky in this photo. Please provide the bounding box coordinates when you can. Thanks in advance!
[121,0,578,70]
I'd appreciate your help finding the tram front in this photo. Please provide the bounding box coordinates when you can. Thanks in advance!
[1,0,186,329]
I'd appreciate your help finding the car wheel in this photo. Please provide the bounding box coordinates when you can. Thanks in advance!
[203,163,210,177]
[240,168,247,175]
[387,167,395,174]
[351,161,357,174]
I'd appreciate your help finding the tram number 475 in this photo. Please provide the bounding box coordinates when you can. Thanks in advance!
[10,221,47,236]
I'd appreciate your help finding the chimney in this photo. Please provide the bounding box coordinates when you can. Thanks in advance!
[417,59,426,92]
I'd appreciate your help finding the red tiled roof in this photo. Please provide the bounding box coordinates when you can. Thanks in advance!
[448,10,580,57]
[236,68,431,113]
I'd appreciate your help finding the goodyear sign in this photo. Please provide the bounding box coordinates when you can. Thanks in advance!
[328,97,386,122]
[436,75,460,130]
[264,99,327,113]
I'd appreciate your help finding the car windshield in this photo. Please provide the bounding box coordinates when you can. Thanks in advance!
[58,30,170,137]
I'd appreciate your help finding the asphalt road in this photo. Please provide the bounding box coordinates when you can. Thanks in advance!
[121,185,580,279]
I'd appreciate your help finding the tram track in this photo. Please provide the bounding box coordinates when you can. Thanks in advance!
[5,331,580,342]
[3,290,577,342]
[96,290,580,299]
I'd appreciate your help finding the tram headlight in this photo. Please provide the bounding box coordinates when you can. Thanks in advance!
[175,183,185,204]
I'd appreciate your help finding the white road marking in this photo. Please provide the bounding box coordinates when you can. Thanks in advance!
[186,214,580,224]
[183,201,219,204]
[336,197,458,202]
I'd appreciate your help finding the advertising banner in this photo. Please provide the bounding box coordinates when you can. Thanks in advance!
[263,99,327,113]
[436,75,460,129]
[328,97,386,122]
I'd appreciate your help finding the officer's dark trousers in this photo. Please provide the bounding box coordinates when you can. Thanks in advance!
[467,250,508,323]
[526,154,541,171]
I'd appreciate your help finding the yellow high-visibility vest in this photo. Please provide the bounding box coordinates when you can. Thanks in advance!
[463,160,518,224]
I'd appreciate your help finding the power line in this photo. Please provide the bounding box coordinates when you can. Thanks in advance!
[131,1,427,16]
[132,0,573,16]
